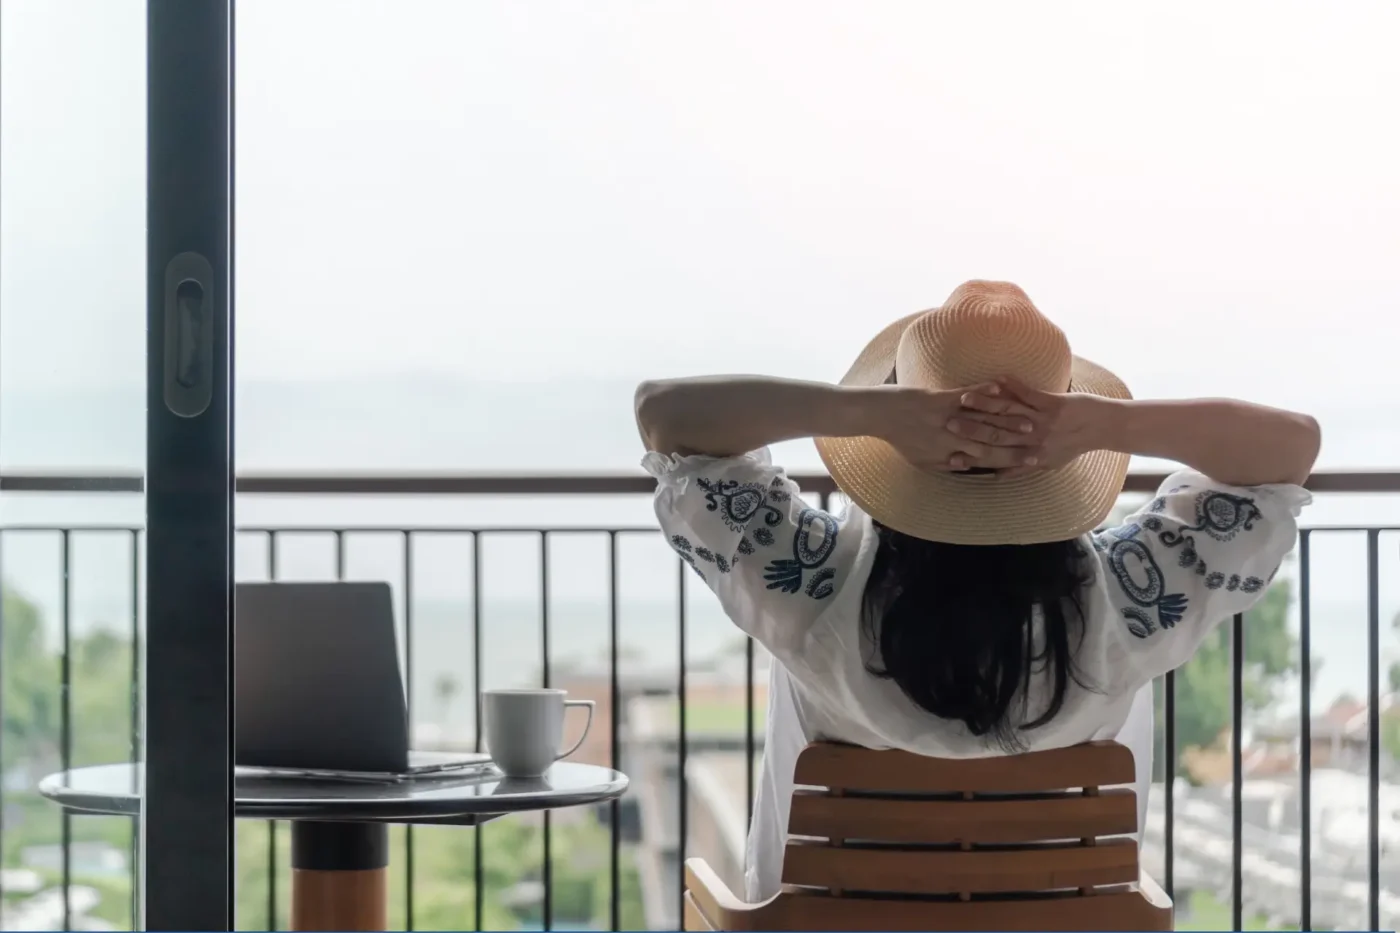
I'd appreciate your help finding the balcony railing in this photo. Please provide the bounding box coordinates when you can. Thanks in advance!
[0,469,1396,931]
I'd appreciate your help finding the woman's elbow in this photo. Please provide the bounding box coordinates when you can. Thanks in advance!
[634,380,672,452]
[1287,412,1322,486]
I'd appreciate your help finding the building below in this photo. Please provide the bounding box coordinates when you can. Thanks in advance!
[626,672,767,931]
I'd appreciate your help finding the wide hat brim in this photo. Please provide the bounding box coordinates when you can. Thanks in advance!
[814,310,1132,545]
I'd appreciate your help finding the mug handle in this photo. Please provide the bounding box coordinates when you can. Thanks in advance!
[556,700,596,761]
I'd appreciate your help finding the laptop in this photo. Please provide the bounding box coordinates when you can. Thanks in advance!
[235,581,493,781]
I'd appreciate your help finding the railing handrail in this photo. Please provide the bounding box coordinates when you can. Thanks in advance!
[2,468,1399,495]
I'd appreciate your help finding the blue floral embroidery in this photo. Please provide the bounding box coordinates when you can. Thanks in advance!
[804,567,837,600]
[1103,487,1271,639]
[1158,490,1263,547]
[763,509,839,598]
[1150,491,1264,584]
[1098,524,1189,636]
[669,534,706,581]
[670,475,840,600]
[697,478,784,533]
[693,547,732,574]
[1122,606,1157,639]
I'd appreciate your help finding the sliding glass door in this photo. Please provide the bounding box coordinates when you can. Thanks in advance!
[0,1,234,929]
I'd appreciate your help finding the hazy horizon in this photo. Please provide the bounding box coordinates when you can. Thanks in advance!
[5,374,1400,473]
[1,375,1395,720]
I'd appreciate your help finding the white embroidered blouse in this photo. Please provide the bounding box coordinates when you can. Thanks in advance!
[643,448,1311,902]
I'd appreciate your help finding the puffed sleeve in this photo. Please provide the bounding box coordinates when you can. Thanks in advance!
[1093,469,1311,684]
[643,449,862,657]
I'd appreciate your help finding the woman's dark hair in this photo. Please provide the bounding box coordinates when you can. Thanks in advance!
[861,522,1094,751]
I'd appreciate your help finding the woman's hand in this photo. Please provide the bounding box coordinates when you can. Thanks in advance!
[953,377,1117,477]
[876,382,1041,472]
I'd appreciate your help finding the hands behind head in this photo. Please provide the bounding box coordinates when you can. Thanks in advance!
[878,376,1104,476]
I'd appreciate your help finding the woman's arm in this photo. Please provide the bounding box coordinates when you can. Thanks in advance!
[1099,397,1321,487]
[634,376,882,457]
[634,375,1039,468]
[960,379,1321,487]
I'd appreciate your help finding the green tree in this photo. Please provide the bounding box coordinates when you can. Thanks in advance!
[72,629,140,767]
[3,585,137,772]
[2,586,60,774]
[1384,717,1400,765]
[3,583,142,931]
[1382,610,1400,761]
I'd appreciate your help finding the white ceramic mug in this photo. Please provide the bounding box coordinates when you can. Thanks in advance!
[483,688,595,777]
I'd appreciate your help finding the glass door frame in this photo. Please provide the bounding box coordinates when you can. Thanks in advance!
[143,0,234,928]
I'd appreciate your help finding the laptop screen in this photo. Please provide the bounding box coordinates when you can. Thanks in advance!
[235,581,410,772]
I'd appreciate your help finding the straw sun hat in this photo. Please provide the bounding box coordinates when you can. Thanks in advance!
[814,281,1131,546]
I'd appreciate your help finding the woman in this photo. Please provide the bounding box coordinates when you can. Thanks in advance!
[634,281,1320,901]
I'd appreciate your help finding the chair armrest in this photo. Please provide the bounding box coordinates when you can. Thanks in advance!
[1138,869,1172,910]
[685,858,746,930]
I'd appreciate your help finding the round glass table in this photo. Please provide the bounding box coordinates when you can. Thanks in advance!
[41,762,629,931]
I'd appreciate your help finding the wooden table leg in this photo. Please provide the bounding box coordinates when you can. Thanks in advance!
[291,821,388,931]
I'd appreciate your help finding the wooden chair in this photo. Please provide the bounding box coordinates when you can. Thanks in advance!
[684,741,1173,932]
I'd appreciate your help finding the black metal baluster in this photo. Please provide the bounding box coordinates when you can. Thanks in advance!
[609,530,621,933]
[745,638,755,832]
[1231,611,1244,932]
[1367,529,1380,933]
[1298,530,1312,932]
[677,556,688,930]
[473,532,484,932]
[334,529,345,581]
[1164,670,1175,900]
[61,530,72,933]
[540,531,553,932]
[403,530,415,931]
[130,529,142,930]
[0,531,5,910]
[267,530,279,930]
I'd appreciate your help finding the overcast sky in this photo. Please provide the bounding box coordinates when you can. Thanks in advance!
[2,0,1398,414]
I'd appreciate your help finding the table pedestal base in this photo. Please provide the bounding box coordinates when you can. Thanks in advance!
[291,821,388,932]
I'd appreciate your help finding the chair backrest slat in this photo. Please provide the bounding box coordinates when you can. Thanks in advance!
[787,787,1138,845]
[767,889,1170,932]
[792,740,1135,795]
[781,836,1140,895]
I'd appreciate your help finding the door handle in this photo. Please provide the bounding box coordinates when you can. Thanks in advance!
[162,251,215,417]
